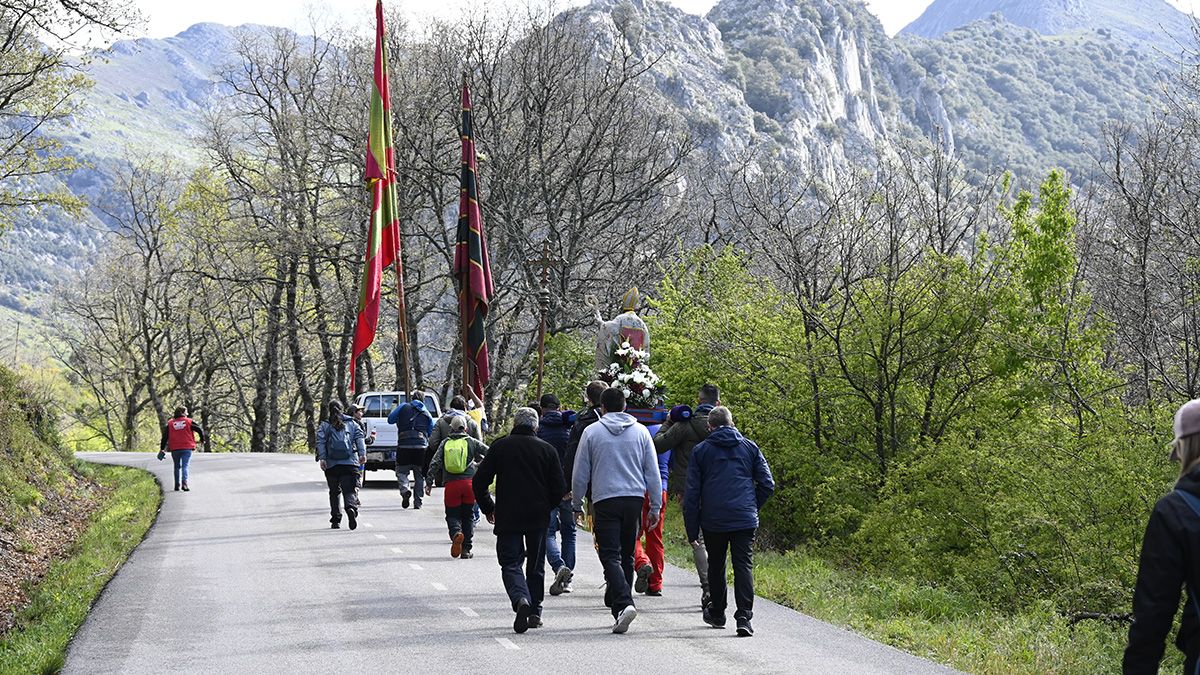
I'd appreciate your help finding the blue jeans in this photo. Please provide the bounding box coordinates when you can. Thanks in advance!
[171,449,192,486]
[545,499,576,572]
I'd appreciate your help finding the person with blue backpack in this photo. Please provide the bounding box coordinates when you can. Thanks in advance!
[1124,399,1200,674]
[317,401,366,530]
[426,416,489,559]
[388,390,435,509]
[537,392,577,596]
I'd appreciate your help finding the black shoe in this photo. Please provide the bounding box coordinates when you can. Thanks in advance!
[401,491,411,509]
[527,614,543,629]
[646,588,662,597]
[347,510,358,531]
[181,482,189,492]
[174,485,180,491]
[700,590,711,609]
[413,500,422,510]
[331,522,341,529]
[736,618,753,637]
[703,606,726,628]
[514,598,532,634]
[634,563,652,594]
[460,549,474,559]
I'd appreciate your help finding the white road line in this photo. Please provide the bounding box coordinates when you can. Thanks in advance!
[495,637,519,651]
[409,563,423,571]
[373,534,386,539]
[459,607,478,618]
[431,582,447,591]
[390,547,403,554]
[364,523,374,528]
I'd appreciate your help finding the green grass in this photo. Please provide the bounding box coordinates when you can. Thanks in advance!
[0,463,160,675]
[658,501,1161,675]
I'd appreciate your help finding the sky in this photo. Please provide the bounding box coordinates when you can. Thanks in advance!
[130,0,1200,39]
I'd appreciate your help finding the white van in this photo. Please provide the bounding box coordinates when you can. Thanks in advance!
[354,391,442,480]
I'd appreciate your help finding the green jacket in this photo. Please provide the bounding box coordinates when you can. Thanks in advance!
[653,404,713,457]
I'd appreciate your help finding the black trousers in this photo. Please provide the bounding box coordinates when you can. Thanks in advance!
[446,505,475,549]
[325,464,360,523]
[593,496,643,617]
[704,528,755,620]
[496,530,547,616]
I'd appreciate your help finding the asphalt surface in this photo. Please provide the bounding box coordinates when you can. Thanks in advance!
[65,452,959,674]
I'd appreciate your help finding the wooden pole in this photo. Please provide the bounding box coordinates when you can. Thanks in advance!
[395,244,412,397]
[536,292,547,400]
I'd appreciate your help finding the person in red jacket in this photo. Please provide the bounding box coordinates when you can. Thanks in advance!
[159,406,206,492]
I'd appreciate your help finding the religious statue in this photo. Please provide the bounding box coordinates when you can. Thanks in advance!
[591,287,650,372]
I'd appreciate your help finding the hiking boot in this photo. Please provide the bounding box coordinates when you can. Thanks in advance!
[460,549,474,559]
[703,606,726,628]
[527,614,543,629]
[514,598,532,634]
[736,618,754,637]
[451,532,465,558]
[347,510,358,531]
[612,605,638,634]
[401,490,411,508]
[634,563,652,594]
[549,566,573,596]
[646,588,662,597]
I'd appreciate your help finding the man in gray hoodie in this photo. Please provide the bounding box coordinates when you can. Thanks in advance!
[572,387,663,634]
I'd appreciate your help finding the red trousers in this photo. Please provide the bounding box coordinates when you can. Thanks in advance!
[633,490,667,592]
[443,478,475,507]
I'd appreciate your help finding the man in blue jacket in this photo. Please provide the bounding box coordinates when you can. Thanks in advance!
[684,406,774,638]
[536,393,576,596]
[388,390,435,509]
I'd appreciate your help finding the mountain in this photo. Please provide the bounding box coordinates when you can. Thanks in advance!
[0,0,1188,307]
[902,0,1193,54]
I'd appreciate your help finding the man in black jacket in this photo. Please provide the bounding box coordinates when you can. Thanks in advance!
[473,407,565,634]
[1125,399,1200,674]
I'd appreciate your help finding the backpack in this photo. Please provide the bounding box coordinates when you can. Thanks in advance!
[325,423,353,462]
[444,437,471,475]
[1175,489,1200,649]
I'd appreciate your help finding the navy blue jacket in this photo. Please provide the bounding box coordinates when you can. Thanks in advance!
[537,410,572,468]
[683,425,775,542]
[388,400,434,467]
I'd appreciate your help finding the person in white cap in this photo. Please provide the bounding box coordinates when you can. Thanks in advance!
[1124,399,1200,674]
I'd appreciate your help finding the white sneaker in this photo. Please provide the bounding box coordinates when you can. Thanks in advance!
[549,566,573,596]
[612,605,638,634]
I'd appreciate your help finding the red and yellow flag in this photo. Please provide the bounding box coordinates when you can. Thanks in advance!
[351,0,402,392]
[454,77,494,398]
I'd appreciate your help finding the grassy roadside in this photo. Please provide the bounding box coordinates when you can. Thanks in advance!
[658,502,1159,675]
[0,462,160,675]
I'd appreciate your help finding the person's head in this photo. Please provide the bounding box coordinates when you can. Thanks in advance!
[698,384,720,406]
[174,406,187,418]
[601,387,626,413]
[449,416,467,434]
[514,407,539,431]
[585,380,608,407]
[707,406,733,430]
[527,402,543,417]
[409,390,425,406]
[540,393,560,411]
[1171,399,1200,475]
[327,400,345,430]
[350,404,364,420]
[450,395,468,411]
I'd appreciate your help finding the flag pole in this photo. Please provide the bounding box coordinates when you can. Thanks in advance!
[460,71,473,402]
[395,240,412,398]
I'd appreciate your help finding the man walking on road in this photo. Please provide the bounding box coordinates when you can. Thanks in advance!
[159,406,207,492]
[572,388,662,634]
[388,391,434,509]
[537,392,576,596]
[684,406,775,637]
[427,416,488,559]
[473,408,565,634]
[317,401,367,530]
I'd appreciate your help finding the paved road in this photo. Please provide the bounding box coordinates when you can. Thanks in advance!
[66,452,957,674]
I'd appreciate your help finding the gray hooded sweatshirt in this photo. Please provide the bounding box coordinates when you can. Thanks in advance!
[571,411,663,515]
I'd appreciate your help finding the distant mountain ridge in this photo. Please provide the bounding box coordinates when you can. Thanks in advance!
[902,0,1193,53]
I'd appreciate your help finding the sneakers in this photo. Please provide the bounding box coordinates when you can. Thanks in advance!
[451,532,465,558]
[413,502,422,510]
[527,614,543,629]
[330,521,340,529]
[549,566,573,596]
[460,549,474,559]
[347,510,358,531]
[703,606,726,628]
[634,563,652,594]
[401,490,411,509]
[736,618,754,637]
[612,605,638,634]
[646,588,662,597]
[514,598,532,634]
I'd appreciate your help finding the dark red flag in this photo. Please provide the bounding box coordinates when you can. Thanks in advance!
[454,77,494,398]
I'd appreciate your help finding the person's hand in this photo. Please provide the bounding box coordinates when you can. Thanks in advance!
[690,540,701,548]
[646,510,660,530]
[486,512,496,525]
[424,484,432,496]
[319,460,327,471]
[574,511,587,529]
